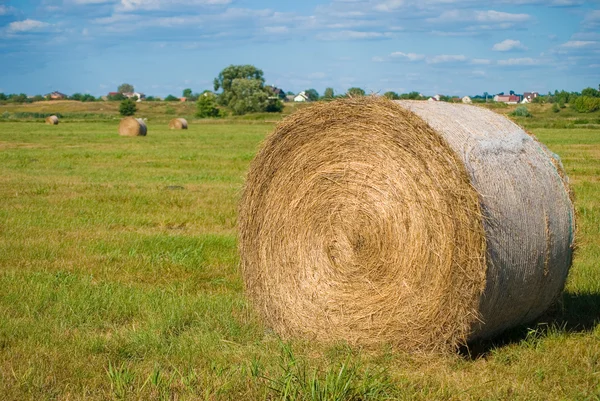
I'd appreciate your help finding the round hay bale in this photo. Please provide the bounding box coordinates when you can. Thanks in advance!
[45,115,59,125]
[238,97,575,352]
[169,118,188,129]
[118,117,147,136]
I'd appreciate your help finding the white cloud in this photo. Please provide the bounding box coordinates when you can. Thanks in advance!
[316,30,393,41]
[390,51,426,61]
[559,40,597,48]
[72,0,116,4]
[492,39,527,51]
[374,0,405,12]
[118,0,231,11]
[7,19,51,33]
[263,26,289,34]
[427,54,467,64]
[471,58,492,64]
[497,57,537,65]
[474,10,530,22]
[0,5,15,15]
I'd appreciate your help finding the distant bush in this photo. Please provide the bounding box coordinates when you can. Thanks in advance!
[510,106,532,117]
[196,94,219,118]
[552,103,560,113]
[571,96,600,113]
[119,99,137,116]
[164,95,179,102]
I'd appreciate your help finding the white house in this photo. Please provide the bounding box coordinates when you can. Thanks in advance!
[462,96,472,104]
[294,91,309,102]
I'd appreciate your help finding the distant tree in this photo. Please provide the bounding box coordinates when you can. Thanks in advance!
[572,96,600,113]
[108,93,125,101]
[286,91,295,96]
[552,103,560,113]
[399,91,422,100]
[214,64,264,106]
[305,89,319,101]
[0,93,7,101]
[347,87,365,97]
[483,92,489,102]
[145,96,157,101]
[70,93,83,101]
[32,95,45,102]
[183,88,192,98]
[383,91,400,100]
[213,64,281,114]
[581,87,600,98]
[9,93,28,103]
[164,95,179,102]
[119,99,137,116]
[196,93,219,118]
[509,90,515,96]
[81,94,96,102]
[323,87,334,100]
[118,83,134,94]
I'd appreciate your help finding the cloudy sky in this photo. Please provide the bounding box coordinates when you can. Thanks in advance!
[0,0,599,97]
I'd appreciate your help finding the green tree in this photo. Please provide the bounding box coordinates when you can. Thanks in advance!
[70,93,83,101]
[81,94,96,102]
[119,99,137,116]
[383,91,399,100]
[183,88,192,98]
[213,65,281,114]
[581,87,600,98]
[347,87,365,97]
[323,87,334,100]
[572,96,600,113]
[196,94,219,118]
[214,65,265,107]
[164,95,179,102]
[118,83,134,94]
[552,103,560,113]
[228,78,270,115]
[32,95,45,102]
[305,89,319,101]
[108,93,125,101]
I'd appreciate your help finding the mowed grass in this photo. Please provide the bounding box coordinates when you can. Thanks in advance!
[0,120,599,400]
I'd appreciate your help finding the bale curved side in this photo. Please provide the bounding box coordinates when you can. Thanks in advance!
[45,115,59,125]
[397,100,575,340]
[239,97,487,351]
[169,118,188,129]
[118,117,147,136]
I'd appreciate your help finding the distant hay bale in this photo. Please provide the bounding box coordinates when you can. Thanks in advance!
[169,118,188,129]
[118,117,147,136]
[238,97,575,352]
[45,115,59,125]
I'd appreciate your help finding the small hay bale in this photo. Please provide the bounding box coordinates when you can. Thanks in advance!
[45,115,59,125]
[118,117,147,136]
[169,118,188,130]
[238,97,575,352]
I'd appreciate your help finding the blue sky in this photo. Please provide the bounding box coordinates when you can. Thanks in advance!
[0,0,599,97]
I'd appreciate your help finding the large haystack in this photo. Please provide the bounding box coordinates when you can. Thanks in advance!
[169,118,188,129]
[238,97,575,352]
[118,117,147,136]
[45,115,59,125]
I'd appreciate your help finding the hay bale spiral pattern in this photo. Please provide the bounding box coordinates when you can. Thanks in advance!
[239,98,574,351]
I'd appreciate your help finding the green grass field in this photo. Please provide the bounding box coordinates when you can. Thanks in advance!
[0,114,599,400]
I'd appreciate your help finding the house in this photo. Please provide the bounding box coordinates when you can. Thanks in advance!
[433,94,441,101]
[494,94,520,104]
[49,91,67,100]
[427,97,438,102]
[123,92,145,102]
[294,91,310,102]
[462,96,472,104]
[179,97,187,102]
[521,92,539,104]
[266,85,286,100]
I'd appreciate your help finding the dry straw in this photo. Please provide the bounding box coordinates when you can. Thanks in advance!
[45,115,59,125]
[238,97,575,352]
[169,118,188,129]
[118,117,147,136]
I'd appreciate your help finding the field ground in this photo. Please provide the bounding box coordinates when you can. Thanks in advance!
[0,108,599,400]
